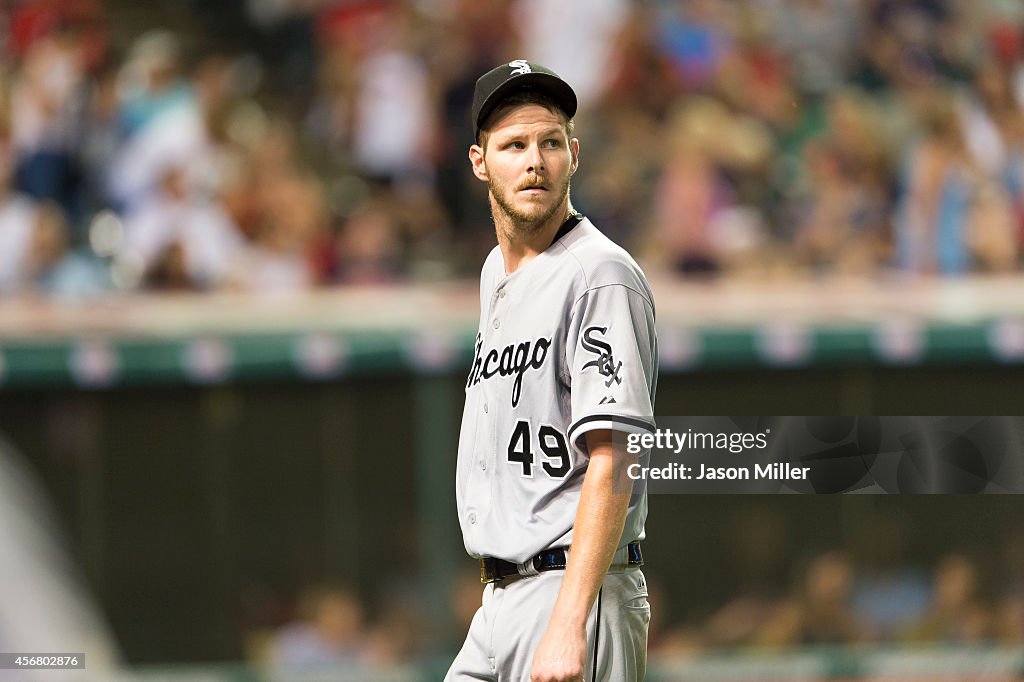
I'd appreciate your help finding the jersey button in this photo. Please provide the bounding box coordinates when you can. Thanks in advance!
[483,402,488,413]
[480,460,487,470]
[468,513,477,525]
[498,289,506,299]
[493,319,500,329]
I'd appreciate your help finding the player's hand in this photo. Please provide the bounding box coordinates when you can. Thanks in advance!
[530,622,588,682]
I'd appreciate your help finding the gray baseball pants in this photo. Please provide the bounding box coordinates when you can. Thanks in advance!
[445,562,650,682]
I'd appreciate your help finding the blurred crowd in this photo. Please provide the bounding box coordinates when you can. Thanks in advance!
[648,516,1024,660]
[1,0,1024,299]
[253,583,426,673]
[250,516,1024,674]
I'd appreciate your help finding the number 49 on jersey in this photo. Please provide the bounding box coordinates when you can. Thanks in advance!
[507,420,571,478]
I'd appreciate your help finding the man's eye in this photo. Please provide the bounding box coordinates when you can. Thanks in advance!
[508,141,525,150]
[542,139,561,148]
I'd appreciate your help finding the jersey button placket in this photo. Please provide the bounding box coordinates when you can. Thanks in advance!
[481,281,505,505]
[491,284,506,331]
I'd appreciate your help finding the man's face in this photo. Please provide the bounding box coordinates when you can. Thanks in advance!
[470,104,578,232]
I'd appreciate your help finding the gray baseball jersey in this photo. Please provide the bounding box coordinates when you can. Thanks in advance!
[456,215,658,564]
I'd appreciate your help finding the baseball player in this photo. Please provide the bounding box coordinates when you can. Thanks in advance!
[445,61,658,682]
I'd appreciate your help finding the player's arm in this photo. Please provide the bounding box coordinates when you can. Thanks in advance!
[530,428,635,682]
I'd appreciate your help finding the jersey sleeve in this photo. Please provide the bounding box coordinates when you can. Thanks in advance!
[565,281,657,454]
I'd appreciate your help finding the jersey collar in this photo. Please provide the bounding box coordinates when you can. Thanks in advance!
[549,212,584,248]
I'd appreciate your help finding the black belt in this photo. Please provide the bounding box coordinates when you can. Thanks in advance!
[480,542,643,584]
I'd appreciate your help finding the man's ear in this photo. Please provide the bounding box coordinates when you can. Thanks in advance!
[569,137,580,176]
[469,144,488,182]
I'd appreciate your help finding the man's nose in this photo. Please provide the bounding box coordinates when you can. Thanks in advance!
[525,142,545,173]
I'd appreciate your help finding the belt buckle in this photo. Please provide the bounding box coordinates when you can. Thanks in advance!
[479,557,499,584]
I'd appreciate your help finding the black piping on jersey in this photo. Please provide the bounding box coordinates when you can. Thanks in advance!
[549,212,585,248]
[591,587,602,682]
[569,414,656,441]
[569,282,657,318]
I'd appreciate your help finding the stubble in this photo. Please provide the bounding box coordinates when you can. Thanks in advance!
[488,171,572,241]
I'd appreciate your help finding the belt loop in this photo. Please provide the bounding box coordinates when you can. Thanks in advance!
[517,558,540,577]
[607,542,643,572]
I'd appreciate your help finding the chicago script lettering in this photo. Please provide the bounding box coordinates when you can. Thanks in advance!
[467,333,551,407]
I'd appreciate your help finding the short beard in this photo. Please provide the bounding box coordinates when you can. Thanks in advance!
[488,172,571,238]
